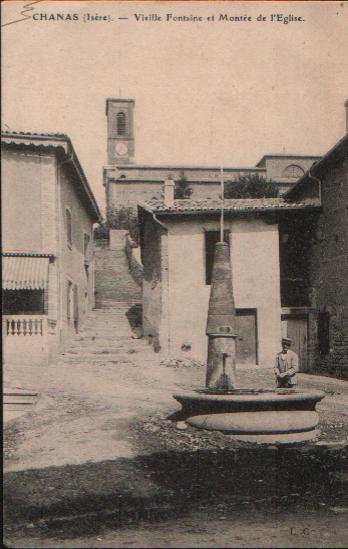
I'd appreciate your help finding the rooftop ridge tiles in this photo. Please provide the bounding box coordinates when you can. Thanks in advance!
[1,130,68,139]
[139,196,321,214]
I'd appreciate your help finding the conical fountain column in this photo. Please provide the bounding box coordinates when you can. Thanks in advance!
[206,241,237,390]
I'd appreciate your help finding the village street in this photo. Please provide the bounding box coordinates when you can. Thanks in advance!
[4,300,348,548]
[3,1,348,546]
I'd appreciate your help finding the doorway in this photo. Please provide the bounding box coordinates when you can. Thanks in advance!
[281,315,308,371]
[235,309,258,365]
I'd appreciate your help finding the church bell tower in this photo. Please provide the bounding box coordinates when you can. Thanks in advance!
[106,98,135,164]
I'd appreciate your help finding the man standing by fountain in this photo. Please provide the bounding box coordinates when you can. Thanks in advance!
[274,337,299,388]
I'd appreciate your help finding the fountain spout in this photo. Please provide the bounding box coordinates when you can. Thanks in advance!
[215,353,233,390]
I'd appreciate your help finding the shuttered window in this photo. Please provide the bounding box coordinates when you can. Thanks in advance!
[117,112,126,135]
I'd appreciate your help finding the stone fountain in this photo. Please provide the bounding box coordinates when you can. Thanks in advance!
[173,241,325,444]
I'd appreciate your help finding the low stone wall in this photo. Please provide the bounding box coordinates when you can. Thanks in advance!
[125,234,143,288]
[109,229,128,250]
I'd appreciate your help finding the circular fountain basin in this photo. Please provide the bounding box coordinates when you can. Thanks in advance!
[173,389,325,444]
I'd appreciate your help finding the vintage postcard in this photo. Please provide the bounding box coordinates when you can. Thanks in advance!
[2,1,348,547]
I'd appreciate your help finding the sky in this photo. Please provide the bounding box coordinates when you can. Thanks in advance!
[2,1,348,213]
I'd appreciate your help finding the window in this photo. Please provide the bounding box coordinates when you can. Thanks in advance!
[116,112,126,135]
[84,233,90,257]
[66,208,72,248]
[67,280,73,321]
[205,230,230,285]
[2,290,45,315]
[318,312,330,357]
[282,165,305,179]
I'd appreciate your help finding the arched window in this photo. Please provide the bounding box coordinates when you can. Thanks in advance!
[116,112,126,135]
[282,164,305,178]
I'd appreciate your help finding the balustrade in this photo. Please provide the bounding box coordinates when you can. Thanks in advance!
[4,316,45,336]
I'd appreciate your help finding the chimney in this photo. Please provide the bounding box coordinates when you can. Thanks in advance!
[345,99,348,133]
[164,176,175,207]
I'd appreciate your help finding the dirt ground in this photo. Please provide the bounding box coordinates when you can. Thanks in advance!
[4,344,348,548]
[4,356,348,471]
[6,507,348,549]
[4,354,202,470]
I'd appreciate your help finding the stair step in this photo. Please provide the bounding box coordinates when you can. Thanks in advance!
[4,402,36,412]
[93,302,141,307]
[4,390,38,397]
[67,344,148,352]
[83,327,140,330]
[74,335,141,341]
[59,354,155,363]
[4,399,37,405]
[82,326,139,329]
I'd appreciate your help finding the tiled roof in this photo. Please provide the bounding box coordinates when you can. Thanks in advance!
[1,131,69,150]
[140,197,321,215]
[2,130,67,139]
[2,252,54,258]
[109,176,295,186]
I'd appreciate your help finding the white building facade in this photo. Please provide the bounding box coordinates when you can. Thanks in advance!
[2,131,102,367]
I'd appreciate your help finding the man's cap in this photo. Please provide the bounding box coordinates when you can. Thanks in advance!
[282,337,292,345]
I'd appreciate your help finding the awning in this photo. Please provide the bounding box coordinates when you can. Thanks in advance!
[2,255,49,290]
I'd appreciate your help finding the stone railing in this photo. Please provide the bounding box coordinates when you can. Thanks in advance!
[125,233,143,287]
[3,315,46,337]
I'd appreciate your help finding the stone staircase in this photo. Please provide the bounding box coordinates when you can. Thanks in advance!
[56,230,155,366]
[61,303,156,363]
[59,232,153,363]
[4,389,39,411]
[94,231,142,307]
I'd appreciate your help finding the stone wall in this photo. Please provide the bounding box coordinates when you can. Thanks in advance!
[141,215,163,350]
[307,150,348,379]
[110,182,163,210]
[109,180,224,211]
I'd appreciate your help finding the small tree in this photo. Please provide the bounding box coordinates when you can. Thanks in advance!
[108,207,139,243]
[174,174,192,199]
[94,220,109,242]
[224,174,279,199]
